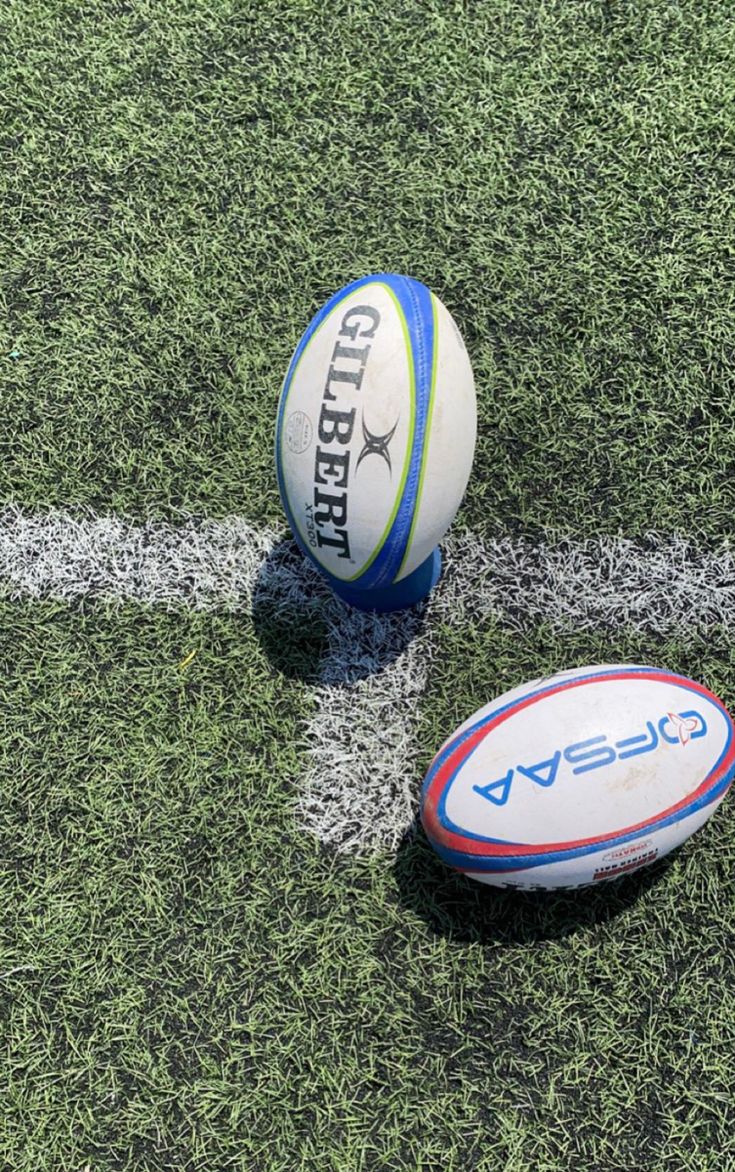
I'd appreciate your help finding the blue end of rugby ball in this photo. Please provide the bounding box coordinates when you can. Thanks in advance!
[329,547,442,614]
[275,274,476,612]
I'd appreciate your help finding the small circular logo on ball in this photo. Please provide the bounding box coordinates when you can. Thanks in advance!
[285,410,313,454]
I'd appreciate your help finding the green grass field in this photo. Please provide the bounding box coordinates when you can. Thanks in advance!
[2,1,735,1168]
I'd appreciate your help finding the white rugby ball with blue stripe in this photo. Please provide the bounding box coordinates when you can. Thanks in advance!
[421,665,735,890]
[275,274,476,611]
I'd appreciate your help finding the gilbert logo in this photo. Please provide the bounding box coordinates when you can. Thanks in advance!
[307,302,382,561]
[356,413,399,476]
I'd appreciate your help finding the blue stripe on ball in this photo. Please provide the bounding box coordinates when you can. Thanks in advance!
[349,274,434,591]
[275,274,381,568]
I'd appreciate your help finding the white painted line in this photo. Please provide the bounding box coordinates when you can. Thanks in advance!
[299,606,428,853]
[1,506,732,631]
[0,506,274,607]
[440,530,735,635]
[1,506,733,853]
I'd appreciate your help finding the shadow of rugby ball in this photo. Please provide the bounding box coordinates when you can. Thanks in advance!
[275,274,476,612]
[421,664,735,890]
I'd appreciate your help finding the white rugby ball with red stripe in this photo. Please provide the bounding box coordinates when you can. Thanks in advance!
[420,665,735,890]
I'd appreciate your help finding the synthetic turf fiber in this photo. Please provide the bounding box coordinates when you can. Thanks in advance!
[1,1,735,1168]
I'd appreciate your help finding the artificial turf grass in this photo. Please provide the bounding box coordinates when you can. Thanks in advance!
[2,0,735,538]
[0,598,306,1169]
[1,599,734,1169]
[2,0,735,1166]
